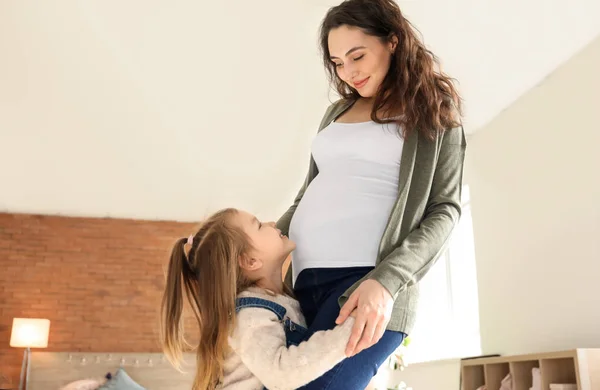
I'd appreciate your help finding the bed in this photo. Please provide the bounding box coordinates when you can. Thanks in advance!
[28,352,196,390]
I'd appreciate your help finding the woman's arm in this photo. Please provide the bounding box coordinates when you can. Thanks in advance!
[337,125,467,356]
[369,127,466,297]
[231,308,353,390]
[369,125,466,296]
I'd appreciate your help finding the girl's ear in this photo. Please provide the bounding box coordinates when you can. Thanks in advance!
[239,255,263,271]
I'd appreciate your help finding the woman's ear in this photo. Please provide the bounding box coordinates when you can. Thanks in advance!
[389,34,399,52]
[239,255,263,272]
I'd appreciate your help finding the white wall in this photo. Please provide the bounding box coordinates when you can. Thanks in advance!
[1,1,599,222]
[466,37,600,355]
[374,35,600,390]
[0,1,331,222]
[376,359,461,390]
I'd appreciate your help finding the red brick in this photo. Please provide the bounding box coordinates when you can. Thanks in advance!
[0,212,196,384]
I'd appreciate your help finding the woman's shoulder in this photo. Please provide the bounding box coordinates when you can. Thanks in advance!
[440,124,467,147]
[418,124,466,147]
[324,98,354,116]
[317,98,355,130]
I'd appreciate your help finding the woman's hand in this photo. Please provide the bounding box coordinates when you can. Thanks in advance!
[335,279,394,357]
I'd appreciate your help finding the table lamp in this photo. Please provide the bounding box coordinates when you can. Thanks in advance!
[10,318,50,390]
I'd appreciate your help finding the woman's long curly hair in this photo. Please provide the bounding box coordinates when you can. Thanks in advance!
[320,0,463,139]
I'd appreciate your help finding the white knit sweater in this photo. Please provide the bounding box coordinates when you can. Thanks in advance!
[218,287,353,390]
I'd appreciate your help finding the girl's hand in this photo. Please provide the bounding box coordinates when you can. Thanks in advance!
[335,279,393,357]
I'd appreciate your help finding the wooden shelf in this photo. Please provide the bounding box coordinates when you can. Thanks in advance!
[510,360,539,390]
[461,349,600,390]
[485,363,510,390]
[541,357,577,388]
[463,365,485,390]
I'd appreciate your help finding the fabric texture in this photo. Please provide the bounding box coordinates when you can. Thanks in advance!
[235,296,310,348]
[60,379,106,390]
[97,369,145,390]
[218,287,353,390]
[288,120,404,284]
[294,267,406,390]
[277,98,466,334]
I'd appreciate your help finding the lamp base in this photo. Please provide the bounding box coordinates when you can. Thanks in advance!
[18,348,31,390]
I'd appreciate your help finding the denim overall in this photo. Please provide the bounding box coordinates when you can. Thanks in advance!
[235,296,309,347]
[235,296,310,390]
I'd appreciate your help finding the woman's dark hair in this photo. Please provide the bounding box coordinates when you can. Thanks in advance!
[320,0,462,139]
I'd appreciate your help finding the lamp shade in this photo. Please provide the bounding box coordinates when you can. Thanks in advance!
[10,318,50,348]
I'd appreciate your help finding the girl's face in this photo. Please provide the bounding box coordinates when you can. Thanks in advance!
[328,25,396,98]
[235,210,295,277]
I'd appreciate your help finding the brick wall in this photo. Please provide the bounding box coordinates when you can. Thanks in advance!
[0,213,196,384]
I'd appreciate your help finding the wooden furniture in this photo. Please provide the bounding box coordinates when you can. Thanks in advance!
[461,349,600,390]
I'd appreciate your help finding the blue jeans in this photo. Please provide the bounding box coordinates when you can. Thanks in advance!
[294,267,406,390]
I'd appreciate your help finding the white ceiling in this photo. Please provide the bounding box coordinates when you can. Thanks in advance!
[1,0,599,222]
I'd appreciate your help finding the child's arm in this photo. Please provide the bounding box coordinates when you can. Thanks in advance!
[230,308,354,390]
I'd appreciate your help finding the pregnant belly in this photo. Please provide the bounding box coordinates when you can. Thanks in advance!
[289,172,397,266]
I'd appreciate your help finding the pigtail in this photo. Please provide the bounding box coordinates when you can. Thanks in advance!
[160,237,191,372]
[160,209,253,390]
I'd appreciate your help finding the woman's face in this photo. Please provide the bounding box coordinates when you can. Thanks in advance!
[328,25,396,98]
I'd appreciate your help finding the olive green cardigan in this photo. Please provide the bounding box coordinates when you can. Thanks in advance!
[276,99,466,334]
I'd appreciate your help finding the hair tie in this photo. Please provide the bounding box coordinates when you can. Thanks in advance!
[183,234,196,275]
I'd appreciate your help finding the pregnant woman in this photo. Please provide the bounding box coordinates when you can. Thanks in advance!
[276,0,466,388]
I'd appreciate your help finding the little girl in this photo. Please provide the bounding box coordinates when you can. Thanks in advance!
[160,208,354,390]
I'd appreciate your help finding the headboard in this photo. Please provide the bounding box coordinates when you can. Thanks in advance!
[29,352,196,390]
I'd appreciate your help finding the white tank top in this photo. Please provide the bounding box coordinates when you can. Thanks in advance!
[289,120,404,285]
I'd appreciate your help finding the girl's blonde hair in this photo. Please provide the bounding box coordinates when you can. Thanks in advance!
[160,208,253,389]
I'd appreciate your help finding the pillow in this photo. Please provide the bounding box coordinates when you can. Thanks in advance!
[97,369,145,390]
[60,379,106,390]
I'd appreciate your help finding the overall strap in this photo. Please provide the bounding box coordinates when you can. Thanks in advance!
[235,297,287,321]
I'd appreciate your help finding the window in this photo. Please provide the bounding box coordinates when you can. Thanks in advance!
[403,185,481,364]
